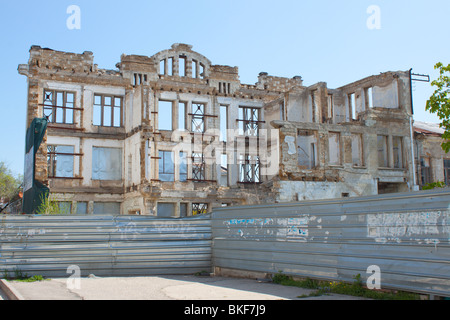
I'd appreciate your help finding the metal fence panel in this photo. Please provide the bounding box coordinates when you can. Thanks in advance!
[212,189,450,296]
[0,215,211,278]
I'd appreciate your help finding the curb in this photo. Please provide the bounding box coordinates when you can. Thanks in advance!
[0,279,25,300]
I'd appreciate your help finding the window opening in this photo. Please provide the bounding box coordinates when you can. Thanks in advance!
[392,136,403,168]
[297,130,318,169]
[159,150,174,182]
[239,154,260,183]
[192,153,206,181]
[191,103,205,133]
[220,105,228,142]
[158,100,173,130]
[192,203,208,216]
[377,135,389,168]
[43,90,76,124]
[179,56,186,77]
[93,94,122,127]
[47,145,75,178]
[444,159,450,186]
[420,158,432,185]
[351,134,363,166]
[239,107,261,136]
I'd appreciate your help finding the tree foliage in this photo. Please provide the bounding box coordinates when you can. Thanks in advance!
[0,162,22,202]
[426,62,450,152]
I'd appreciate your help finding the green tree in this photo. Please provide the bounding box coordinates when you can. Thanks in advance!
[0,162,22,202]
[426,62,450,152]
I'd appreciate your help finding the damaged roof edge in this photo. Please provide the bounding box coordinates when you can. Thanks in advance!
[336,70,410,90]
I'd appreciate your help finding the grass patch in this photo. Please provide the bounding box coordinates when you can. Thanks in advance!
[272,272,420,300]
[2,269,46,282]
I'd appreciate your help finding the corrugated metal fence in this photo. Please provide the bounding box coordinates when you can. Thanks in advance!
[1,190,449,296]
[212,189,450,296]
[0,215,211,278]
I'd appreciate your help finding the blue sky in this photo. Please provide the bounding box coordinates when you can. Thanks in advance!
[0,0,448,176]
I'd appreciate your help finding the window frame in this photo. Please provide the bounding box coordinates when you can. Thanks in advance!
[47,145,76,179]
[420,157,432,186]
[444,159,450,186]
[191,103,206,133]
[158,150,175,182]
[239,154,261,184]
[93,94,123,128]
[43,89,77,125]
[238,106,263,137]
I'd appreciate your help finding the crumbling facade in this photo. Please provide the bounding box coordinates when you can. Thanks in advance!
[414,121,450,187]
[19,44,418,215]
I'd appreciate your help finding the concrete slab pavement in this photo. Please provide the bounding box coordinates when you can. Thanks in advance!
[1,275,368,300]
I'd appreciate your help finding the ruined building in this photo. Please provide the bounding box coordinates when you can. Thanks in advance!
[18,44,418,216]
[414,121,450,187]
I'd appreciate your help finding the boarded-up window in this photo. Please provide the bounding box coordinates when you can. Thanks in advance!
[351,134,364,167]
[445,159,450,186]
[157,203,175,217]
[180,203,188,217]
[392,136,403,168]
[377,135,388,168]
[93,202,120,215]
[297,130,318,169]
[328,132,341,166]
[92,147,122,180]
[76,202,88,215]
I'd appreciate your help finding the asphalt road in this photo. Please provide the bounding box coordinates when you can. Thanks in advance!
[1,275,367,300]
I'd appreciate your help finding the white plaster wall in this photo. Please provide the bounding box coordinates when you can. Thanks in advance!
[124,133,142,186]
[373,81,399,109]
[278,179,377,202]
